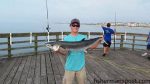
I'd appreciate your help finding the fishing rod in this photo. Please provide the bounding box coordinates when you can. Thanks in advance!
[114,12,116,51]
[45,0,54,56]
[45,0,51,43]
[45,0,50,32]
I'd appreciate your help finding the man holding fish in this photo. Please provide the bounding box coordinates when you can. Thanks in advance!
[47,18,102,84]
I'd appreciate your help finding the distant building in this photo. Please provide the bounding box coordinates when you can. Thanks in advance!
[128,22,139,27]
[106,22,125,26]
[97,22,150,27]
[138,23,149,27]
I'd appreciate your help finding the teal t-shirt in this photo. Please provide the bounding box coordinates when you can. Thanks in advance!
[64,34,87,71]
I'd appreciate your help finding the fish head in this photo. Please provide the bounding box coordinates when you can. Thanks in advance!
[46,43,60,51]
[46,44,53,49]
[45,42,56,49]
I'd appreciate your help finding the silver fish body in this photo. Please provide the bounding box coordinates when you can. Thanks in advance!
[46,37,100,51]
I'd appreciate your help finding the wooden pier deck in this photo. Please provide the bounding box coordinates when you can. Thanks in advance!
[0,49,150,84]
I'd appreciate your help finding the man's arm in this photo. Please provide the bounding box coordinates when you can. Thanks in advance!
[101,26,105,30]
[90,36,103,49]
[146,36,149,42]
[112,28,115,34]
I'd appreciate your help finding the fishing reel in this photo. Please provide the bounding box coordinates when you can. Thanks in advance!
[46,25,50,32]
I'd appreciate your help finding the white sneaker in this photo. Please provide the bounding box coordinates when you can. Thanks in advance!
[141,53,148,56]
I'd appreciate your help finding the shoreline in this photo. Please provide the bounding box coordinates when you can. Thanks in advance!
[56,23,150,28]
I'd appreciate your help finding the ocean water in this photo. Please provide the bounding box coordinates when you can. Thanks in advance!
[0,24,150,34]
[0,24,150,57]
[45,24,149,34]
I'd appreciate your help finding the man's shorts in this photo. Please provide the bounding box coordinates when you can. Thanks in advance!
[147,44,150,50]
[103,41,111,47]
[63,67,86,84]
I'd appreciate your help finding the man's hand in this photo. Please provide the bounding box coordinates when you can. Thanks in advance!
[90,35,103,49]
[99,35,103,39]
[52,45,60,51]
[101,24,104,27]
[55,47,69,56]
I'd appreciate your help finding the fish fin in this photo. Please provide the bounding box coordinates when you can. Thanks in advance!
[84,49,87,53]
[81,38,85,41]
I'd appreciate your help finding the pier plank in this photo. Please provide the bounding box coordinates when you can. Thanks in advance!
[45,53,55,84]
[26,55,36,84]
[0,59,14,78]
[49,53,62,84]
[19,56,32,84]
[33,55,41,84]
[11,57,27,84]
[3,57,22,84]
[40,54,48,84]
[0,58,17,84]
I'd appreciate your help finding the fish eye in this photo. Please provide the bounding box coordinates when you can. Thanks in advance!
[46,44,52,47]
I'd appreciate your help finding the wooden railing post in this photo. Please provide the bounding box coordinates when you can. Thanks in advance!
[34,35,38,55]
[56,34,59,41]
[88,32,90,39]
[120,35,124,49]
[132,35,135,51]
[8,36,12,58]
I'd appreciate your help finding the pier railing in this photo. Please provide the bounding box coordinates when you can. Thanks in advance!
[0,32,148,58]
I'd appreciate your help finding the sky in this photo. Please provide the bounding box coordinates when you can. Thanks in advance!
[0,0,150,32]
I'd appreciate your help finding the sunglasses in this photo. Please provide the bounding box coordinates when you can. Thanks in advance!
[72,24,80,27]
